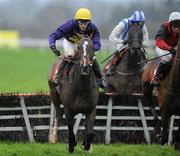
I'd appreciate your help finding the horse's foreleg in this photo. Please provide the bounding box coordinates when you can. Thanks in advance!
[161,112,170,145]
[174,118,180,150]
[49,89,61,143]
[82,109,96,151]
[65,110,77,153]
[142,82,161,134]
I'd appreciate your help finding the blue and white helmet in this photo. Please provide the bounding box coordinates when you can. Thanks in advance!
[131,10,146,22]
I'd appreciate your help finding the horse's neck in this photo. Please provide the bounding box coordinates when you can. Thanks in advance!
[166,45,180,92]
[72,65,95,87]
[118,49,143,72]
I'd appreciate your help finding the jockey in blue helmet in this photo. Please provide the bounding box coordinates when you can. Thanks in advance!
[131,10,146,25]
[106,10,149,76]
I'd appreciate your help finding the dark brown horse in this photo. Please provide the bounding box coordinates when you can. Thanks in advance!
[48,36,99,153]
[142,33,180,149]
[103,24,147,95]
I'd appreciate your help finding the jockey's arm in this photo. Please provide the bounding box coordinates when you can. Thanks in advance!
[142,25,149,48]
[109,22,125,45]
[92,26,101,52]
[155,25,173,51]
[49,20,73,47]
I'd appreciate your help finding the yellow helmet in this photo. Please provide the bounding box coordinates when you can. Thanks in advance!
[75,8,92,20]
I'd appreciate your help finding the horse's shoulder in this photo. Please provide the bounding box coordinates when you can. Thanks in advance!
[48,58,62,82]
[142,59,160,82]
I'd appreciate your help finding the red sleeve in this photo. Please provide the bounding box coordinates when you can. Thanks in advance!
[155,38,172,51]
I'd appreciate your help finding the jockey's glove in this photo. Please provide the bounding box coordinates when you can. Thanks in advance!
[50,45,61,56]
[123,40,128,45]
[169,48,176,57]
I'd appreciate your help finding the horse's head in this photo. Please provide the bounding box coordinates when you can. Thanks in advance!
[76,36,94,75]
[127,24,143,49]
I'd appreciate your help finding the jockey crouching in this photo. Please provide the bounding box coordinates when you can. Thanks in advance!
[106,10,149,76]
[151,12,180,86]
[48,8,108,89]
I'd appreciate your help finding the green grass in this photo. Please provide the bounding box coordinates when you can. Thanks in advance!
[0,142,179,156]
[0,48,154,93]
[0,48,111,93]
[0,48,54,93]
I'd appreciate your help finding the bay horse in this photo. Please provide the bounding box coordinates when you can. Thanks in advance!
[103,24,147,95]
[142,33,180,149]
[48,36,99,153]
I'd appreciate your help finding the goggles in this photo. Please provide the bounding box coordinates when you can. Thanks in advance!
[170,20,180,28]
[132,21,144,28]
[78,20,90,26]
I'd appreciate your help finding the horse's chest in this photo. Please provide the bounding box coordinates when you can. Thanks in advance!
[65,99,95,114]
[61,88,97,113]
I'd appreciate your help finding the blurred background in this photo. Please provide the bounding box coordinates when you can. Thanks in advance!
[0,0,179,93]
[0,0,179,49]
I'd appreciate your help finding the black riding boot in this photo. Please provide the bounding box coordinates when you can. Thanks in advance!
[92,59,108,89]
[105,50,120,77]
[151,62,167,86]
[53,59,67,85]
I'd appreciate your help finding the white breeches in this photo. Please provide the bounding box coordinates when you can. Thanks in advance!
[63,38,77,58]
[156,46,177,64]
[115,43,125,51]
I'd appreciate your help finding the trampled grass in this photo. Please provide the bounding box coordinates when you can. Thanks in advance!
[0,48,110,93]
[0,142,179,156]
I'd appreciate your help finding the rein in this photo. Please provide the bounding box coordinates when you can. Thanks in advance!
[116,65,145,76]
[116,47,145,76]
[58,56,79,64]
[163,86,180,96]
[163,56,180,96]
[175,57,180,62]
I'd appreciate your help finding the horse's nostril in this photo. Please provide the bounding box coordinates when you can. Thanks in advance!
[68,55,73,58]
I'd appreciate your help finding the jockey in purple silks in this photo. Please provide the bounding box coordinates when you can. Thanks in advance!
[49,8,107,89]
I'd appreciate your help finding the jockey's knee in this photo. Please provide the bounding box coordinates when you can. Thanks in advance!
[64,51,75,58]
[161,56,172,64]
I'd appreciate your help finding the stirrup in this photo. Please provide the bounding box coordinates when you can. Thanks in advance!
[53,76,61,85]
[55,85,61,94]
[98,79,108,89]
[150,78,160,87]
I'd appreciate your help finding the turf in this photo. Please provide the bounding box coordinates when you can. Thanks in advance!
[0,142,179,156]
[0,48,110,93]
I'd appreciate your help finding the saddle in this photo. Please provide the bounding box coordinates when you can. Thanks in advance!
[103,47,129,74]
[60,57,77,79]
[150,61,172,83]
[52,55,77,82]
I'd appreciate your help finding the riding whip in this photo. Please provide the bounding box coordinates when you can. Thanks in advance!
[137,52,172,65]
[100,45,125,64]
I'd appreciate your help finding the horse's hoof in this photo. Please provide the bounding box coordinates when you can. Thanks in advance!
[161,140,168,145]
[81,144,93,153]
[174,143,180,150]
[69,144,75,153]
[74,142,77,147]
[49,134,58,143]
[81,144,85,150]
[156,134,162,141]
[88,145,93,153]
